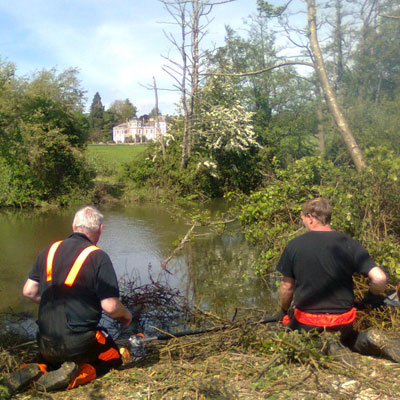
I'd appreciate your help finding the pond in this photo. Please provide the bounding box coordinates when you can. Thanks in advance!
[0,202,277,321]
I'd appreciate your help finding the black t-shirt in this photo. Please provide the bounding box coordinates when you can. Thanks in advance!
[276,231,376,313]
[29,233,120,332]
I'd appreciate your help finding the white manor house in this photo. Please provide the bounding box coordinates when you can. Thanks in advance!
[112,116,167,143]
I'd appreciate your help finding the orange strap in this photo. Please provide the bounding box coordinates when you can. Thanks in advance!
[96,330,106,345]
[66,363,96,390]
[46,241,99,286]
[19,363,48,375]
[46,241,62,281]
[95,330,121,362]
[64,245,99,286]
[294,307,357,327]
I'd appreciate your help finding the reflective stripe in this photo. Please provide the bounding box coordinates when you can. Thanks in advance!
[98,347,121,362]
[294,307,357,327]
[64,245,99,286]
[66,363,96,390]
[46,241,62,282]
[95,330,106,345]
[95,330,121,362]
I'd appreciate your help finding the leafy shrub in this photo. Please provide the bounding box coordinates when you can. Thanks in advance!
[236,149,400,278]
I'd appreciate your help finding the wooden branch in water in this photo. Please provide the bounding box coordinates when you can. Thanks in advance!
[161,223,197,270]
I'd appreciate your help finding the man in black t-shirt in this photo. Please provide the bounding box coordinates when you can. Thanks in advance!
[275,198,400,362]
[4,206,132,394]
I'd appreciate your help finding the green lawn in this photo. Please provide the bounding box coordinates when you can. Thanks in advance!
[87,144,147,166]
[86,144,148,181]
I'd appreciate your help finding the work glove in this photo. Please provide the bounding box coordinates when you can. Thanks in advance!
[359,290,386,309]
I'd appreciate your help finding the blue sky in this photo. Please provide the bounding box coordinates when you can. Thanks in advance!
[0,0,266,115]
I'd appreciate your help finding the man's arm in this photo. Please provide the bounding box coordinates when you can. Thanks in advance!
[101,297,132,328]
[280,276,296,311]
[23,279,41,304]
[368,266,387,295]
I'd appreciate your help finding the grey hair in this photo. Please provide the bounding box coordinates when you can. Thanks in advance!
[72,206,103,233]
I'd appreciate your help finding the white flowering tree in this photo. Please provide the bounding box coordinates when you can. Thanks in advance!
[192,75,261,192]
[195,76,259,155]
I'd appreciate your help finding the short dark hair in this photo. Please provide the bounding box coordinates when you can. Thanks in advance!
[301,198,332,225]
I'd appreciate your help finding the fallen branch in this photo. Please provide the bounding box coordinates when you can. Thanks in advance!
[161,222,197,270]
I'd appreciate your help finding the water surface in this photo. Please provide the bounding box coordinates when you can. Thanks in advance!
[0,202,276,319]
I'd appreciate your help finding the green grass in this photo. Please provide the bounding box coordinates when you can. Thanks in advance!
[86,144,148,182]
[87,144,147,166]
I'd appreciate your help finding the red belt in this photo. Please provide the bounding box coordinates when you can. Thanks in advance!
[283,307,357,327]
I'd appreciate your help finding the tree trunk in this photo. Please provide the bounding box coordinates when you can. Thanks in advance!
[315,86,325,157]
[153,76,166,158]
[188,0,200,158]
[334,0,344,99]
[179,2,190,169]
[306,0,366,171]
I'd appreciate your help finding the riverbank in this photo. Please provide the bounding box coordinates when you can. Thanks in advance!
[3,314,400,400]
[2,305,400,400]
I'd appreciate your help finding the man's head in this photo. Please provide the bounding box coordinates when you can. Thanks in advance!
[72,206,103,244]
[301,198,332,230]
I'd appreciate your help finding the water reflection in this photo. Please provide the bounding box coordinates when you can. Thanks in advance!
[0,203,277,319]
[185,232,276,318]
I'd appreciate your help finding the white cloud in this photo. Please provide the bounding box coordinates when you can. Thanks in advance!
[0,0,258,115]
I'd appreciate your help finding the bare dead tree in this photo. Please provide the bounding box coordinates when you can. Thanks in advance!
[153,76,166,158]
[160,0,234,168]
[380,14,400,19]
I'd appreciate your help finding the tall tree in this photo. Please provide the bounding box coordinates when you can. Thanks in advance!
[306,0,366,171]
[88,92,105,142]
[0,66,92,205]
[89,92,104,128]
[108,99,137,122]
[160,0,234,168]
[151,77,166,158]
[254,0,366,170]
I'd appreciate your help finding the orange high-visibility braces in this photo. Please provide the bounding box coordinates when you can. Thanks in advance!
[46,241,62,282]
[46,242,99,286]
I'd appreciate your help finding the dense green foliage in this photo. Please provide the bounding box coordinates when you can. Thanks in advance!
[0,62,94,206]
[237,149,400,279]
